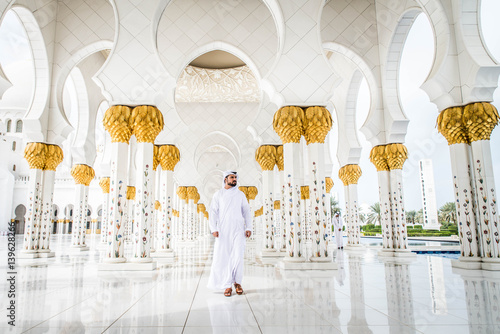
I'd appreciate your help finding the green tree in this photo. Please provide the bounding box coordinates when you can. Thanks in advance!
[359,212,367,224]
[415,209,424,225]
[439,202,457,224]
[330,197,341,216]
[367,202,381,225]
[406,210,417,225]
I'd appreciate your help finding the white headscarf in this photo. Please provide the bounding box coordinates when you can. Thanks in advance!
[222,170,238,187]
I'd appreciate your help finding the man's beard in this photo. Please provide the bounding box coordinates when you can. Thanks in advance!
[228,181,237,187]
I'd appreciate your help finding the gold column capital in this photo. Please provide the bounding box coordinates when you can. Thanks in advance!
[273,106,305,144]
[158,145,180,171]
[238,186,250,202]
[274,200,280,210]
[338,164,362,186]
[275,145,284,171]
[369,145,390,171]
[153,145,160,171]
[155,200,161,210]
[247,186,258,200]
[385,143,408,170]
[99,177,110,194]
[197,203,206,213]
[186,186,198,201]
[303,106,332,144]
[103,105,133,143]
[24,142,47,170]
[255,207,263,217]
[325,177,334,193]
[300,186,310,200]
[172,209,179,217]
[437,106,468,145]
[204,211,209,219]
[126,186,136,200]
[255,145,277,171]
[130,105,164,143]
[463,102,499,142]
[177,186,187,202]
[70,164,95,186]
[44,144,64,171]
[194,192,200,204]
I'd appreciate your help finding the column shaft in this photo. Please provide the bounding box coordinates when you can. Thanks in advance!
[471,140,500,259]
[377,170,394,250]
[158,170,174,251]
[390,169,408,250]
[308,143,328,258]
[132,142,154,262]
[283,142,304,260]
[23,168,44,252]
[262,170,275,250]
[347,184,361,245]
[71,184,88,247]
[105,142,128,263]
[39,170,56,251]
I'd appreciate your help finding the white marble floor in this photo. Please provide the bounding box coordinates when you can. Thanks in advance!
[2,235,500,333]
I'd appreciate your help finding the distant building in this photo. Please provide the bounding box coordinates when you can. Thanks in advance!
[419,159,440,230]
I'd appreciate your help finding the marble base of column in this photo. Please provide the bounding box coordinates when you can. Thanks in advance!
[481,258,500,271]
[151,249,175,258]
[377,249,395,257]
[260,249,281,258]
[102,257,127,264]
[69,245,90,252]
[18,251,41,259]
[393,249,416,258]
[451,256,483,270]
[36,251,55,258]
[343,244,364,251]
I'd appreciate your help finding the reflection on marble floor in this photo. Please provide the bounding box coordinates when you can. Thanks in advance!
[2,235,500,333]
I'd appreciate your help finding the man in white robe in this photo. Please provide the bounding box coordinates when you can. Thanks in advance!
[207,171,252,296]
[333,211,344,249]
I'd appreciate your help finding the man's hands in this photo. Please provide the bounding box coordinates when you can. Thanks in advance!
[245,231,252,238]
[212,231,219,238]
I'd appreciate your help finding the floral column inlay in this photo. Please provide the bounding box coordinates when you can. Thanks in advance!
[437,106,481,262]
[273,106,304,261]
[22,143,47,253]
[370,145,393,251]
[256,145,277,252]
[339,164,362,246]
[464,102,500,263]
[130,105,164,262]
[38,144,64,253]
[304,106,332,260]
[99,178,110,243]
[157,145,180,252]
[102,105,132,263]
[70,164,95,249]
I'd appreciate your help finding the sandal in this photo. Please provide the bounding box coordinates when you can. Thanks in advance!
[234,283,243,295]
[224,288,232,297]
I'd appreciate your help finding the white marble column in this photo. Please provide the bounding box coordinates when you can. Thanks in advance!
[70,164,94,251]
[99,178,110,244]
[125,186,135,243]
[325,177,334,242]
[339,165,362,248]
[370,146,394,254]
[247,186,258,242]
[156,148,177,254]
[274,106,305,262]
[102,105,132,264]
[129,105,163,266]
[22,165,44,254]
[38,169,56,253]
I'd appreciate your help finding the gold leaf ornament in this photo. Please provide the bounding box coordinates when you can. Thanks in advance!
[126,186,136,200]
[103,105,133,143]
[255,145,276,171]
[385,143,408,170]
[437,106,468,145]
[158,145,180,171]
[463,102,499,142]
[338,164,362,186]
[70,164,95,186]
[99,177,110,194]
[275,145,284,171]
[303,106,332,144]
[325,177,334,193]
[300,186,310,200]
[130,105,164,143]
[24,142,47,170]
[369,145,390,171]
[44,144,64,171]
[247,186,258,200]
[273,106,304,144]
